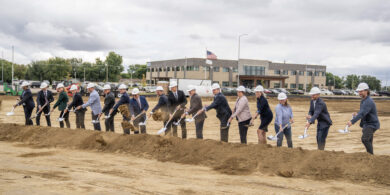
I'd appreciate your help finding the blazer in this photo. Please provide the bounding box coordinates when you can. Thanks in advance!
[167,90,187,113]
[18,89,35,109]
[67,92,85,112]
[256,95,273,120]
[231,96,252,122]
[36,90,54,108]
[351,96,380,130]
[130,96,149,116]
[206,92,232,119]
[308,97,332,128]
[113,92,130,112]
[102,92,115,115]
[53,91,68,111]
[187,93,206,121]
[82,90,102,115]
[152,94,169,113]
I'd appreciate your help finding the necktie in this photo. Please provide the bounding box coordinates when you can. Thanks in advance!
[137,98,141,109]
[175,92,178,100]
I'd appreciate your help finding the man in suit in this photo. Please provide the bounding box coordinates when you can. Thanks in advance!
[130,88,149,134]
[182,85,206,139]
[198,83,232,142]
[110,84,131,134]
[102,84,115,132]
[148,86,170,128]
[14,81,35,125]
[166,81,187,138]
[35,82,54,126]
[77,83,102,131]
[305,87,333,150]
[65,85,86,129]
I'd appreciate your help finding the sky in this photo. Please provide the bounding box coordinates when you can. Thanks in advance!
[0,0,389,85]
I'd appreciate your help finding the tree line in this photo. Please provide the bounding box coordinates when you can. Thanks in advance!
[0,51,147,84]
[326,72,382,91]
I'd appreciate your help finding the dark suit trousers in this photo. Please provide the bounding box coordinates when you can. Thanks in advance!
[92,113,101,131]
[105,115,115,132]
[316,125,329,150]
[24,106,33,126]
[195,119,204,139]
[76,110,86,129]
[219,114,230,142]
[133,115,146,134]
[362,127,375,154]
[59,110,70,128]
[36,106,51,126]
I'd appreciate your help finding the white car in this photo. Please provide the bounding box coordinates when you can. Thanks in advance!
[320,89,333,95]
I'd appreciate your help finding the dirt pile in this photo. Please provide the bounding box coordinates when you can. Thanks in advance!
[1,123,390,185]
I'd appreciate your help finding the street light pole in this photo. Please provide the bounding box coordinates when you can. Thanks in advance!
[237,34,248,86]
[11,46,14,90]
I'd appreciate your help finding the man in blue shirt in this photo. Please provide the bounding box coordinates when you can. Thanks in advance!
[77,83,102,131]
[130,88,149,134]
[347,83,380,154]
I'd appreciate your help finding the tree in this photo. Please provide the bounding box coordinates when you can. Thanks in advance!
[127,64,147,79]
[360,75,381,91]
[326,72,344,89]
[344,74,360,89]
[105,51,124,82]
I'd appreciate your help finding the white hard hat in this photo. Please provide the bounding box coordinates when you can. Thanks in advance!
[254,85,264,92]
[156,86,164,91]
[56,83,64,89]
[169,81,178,88]
[236,86,245,92]
[70,85,78,91]
[118,84,127,90]
[211,83,220,90]
[40,82,48,89]
[21,81,30,87]
[132,88,140,95]
[103,84,111,90]
[187,85,196,92]
[309,87,321,95]
[278,92,288,100]
[356,82,369,92]
[87,82,95,89]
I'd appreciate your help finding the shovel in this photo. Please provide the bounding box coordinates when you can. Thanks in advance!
[6,107,15,116]
[139,116,148,126]
[221,122,230,130]
[91,114,101,124]
[185,112,200,123]
[267,123,290,141]
[173,117,185,126]
[30,102,48,119]
[298,127,309,139]
[338,125,349,134]
[57,111,66,122]
[157,109,179,135]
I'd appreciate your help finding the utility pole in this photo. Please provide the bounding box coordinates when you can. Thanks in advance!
[1,51,3,83]
[11,46,14,90]
[304,64,307,93]
[83,67,85,82]
[105,64,108,82]
[238,34,248,86]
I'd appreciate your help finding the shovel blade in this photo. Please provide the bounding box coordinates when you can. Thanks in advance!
[338,129,349,134]
[57,118,64,122]
[139,122,145,126]
[298,134,308,139]
[157,128,166,135]
[6,112,14,116]
[185,118,193,122]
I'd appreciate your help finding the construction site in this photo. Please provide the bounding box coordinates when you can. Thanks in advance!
[1,95,390,194]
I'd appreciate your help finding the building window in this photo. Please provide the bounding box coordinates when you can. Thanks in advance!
[314,84,319,87]
[298,84,304,90]
[167,67,170,71]
[222,67,230,72]
[274,83,281,88]
[299,71,304,75]
[290,83,297,89]
[274,70,281,75]
[194,66,199,71]
[159,68,162,72]
[282,70,288,75]
[186,66,194,71]
[203,66,210,71]
[181,66,185,71]
[314,71,319,76]
[175,67,180,71]
[233,67,238,72]
[232,82,237,87]
[322,72,325,76]
[213,67,220,72]
[213,81,219,85]
[244,66,265,75]
[291,70,297,75]
[307,71,313,76]
[222,81,229,87]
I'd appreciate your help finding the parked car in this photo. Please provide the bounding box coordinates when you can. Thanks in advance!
[333,89,347,95]
[30,81,41,88]
[371,91,380,96]
[276,88,290,94]
[320,89,333,95]
[291,89,304,95]
[378,91,390,96]
[144,86,157,93]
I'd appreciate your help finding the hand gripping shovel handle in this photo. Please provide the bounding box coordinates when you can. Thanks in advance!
[31,102,49,119]
[157,109,179,135]
[132,110,146,121]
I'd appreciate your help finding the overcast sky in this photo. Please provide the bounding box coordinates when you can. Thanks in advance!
[0,0,389,84]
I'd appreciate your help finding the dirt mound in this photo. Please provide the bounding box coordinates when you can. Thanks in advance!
[1,123,390,185]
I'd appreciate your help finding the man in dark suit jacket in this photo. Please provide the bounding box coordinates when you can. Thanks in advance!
[305,87,332,150]
[148,86,170,126]
[167,81,187,138]
[183,85,206,139]
[102,84,115,132]
[130,88,149,134]
[35,82,54,126]
[110,84,131,134]
[200,83,232,142]
[14,81,35,125]
[66,85,86,129]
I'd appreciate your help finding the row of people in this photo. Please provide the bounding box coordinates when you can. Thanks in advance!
[13,81,380,154]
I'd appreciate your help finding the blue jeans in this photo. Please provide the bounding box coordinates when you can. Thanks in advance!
[316,125,330,150]
[275,124,293,148]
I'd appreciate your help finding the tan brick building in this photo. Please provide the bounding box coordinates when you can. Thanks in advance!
[146,58,326,90]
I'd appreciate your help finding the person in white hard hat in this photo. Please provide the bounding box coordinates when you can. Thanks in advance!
[35,82,54,126]
[228,86,252,144]
[51,83,70,128]
[14,81,35,125]
[251,85,273,144]
[102,84,116,132]
[197,83,232,142]
[182,85,206,139]
[65,85,86,129]
[110,84,131,134]
[77,83,102,131]
[129,87,149,134]
[347,83,380,154]
[148,85,170,128]
[166,81,188,138]
[305,87,332,150]
[274,92,294,148]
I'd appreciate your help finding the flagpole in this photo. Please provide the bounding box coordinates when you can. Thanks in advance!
[205,48,207,80]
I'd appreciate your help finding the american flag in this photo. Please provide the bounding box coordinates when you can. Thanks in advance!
[207,50,217,60]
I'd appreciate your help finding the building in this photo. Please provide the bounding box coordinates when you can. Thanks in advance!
[146,58,327,90]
